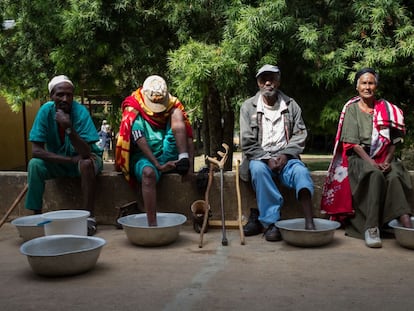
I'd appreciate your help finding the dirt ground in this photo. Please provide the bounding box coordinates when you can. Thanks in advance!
[1,222,414,311]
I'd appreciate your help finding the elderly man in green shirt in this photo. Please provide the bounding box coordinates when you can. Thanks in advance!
[25,75,103,235]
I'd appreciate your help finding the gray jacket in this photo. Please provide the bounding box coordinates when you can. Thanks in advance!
[239,90,308,181]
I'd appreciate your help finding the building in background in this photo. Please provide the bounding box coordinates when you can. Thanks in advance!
[0,97,40,170]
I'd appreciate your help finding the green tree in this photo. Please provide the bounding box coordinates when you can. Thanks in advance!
[295,0,414,143]
[0,0,63,109]
[166,1,242,165]
[0,0,177,106]
[2,0,414,161]
[167,0,296,164]
[168,40,244,165]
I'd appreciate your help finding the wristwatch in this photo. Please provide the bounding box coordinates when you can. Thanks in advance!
[65,127,72,135]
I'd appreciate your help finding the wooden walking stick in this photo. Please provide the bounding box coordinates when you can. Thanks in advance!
[199,163,214,248]
[0,184,28,229]
[206,143,230,246]
[235,160,245,245]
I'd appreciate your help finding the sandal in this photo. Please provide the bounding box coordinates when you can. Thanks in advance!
[115,201,143,229]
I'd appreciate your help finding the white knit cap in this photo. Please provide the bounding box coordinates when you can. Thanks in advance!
[48,75,74,94]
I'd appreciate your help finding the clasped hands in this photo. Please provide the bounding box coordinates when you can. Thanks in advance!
[267,154,288,173]
[375,161,391,173]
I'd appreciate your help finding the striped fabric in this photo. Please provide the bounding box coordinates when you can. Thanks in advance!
[370,99,405,162]
[115,88,193,184]
[321,96,406,219]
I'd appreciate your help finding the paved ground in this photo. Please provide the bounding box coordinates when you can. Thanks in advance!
[1,223,413,311]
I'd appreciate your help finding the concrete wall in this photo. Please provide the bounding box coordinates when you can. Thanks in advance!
[1,170,337,226]
[2,171,413,227]
[0,97,40,170]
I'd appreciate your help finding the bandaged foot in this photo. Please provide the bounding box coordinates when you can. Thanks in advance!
[175,158,190,175]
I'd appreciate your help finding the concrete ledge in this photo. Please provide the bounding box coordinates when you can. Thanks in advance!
[1,171,413,226]
[1,170,325,225]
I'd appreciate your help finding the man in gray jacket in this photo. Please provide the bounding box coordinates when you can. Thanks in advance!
[239,64,315,241]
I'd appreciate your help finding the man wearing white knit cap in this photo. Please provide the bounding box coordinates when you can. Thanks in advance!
[25,75,103,235]
[47,75,74,94]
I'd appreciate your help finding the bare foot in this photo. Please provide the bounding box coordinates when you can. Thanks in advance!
[399,214,412,228]
[147,213,158,227]
[305,218,316,230]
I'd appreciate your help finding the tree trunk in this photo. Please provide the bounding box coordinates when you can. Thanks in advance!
[204,85,235,171]
[222,103,234,171]
[201,98,210,158]
[206,84,222,158]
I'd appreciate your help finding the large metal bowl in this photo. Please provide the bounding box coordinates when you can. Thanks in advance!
[117,213,187,246]
[275,218,341,247]
[388,217,414,249]
[20,235,106,277]
[11,215,45,241]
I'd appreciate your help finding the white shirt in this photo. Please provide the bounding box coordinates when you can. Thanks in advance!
[257,95,288,155]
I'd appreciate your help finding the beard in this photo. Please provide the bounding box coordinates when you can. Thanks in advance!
[260,87,278,98]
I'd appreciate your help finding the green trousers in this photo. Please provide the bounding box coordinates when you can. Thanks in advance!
[25,157,102,211]
[346,156,413,239]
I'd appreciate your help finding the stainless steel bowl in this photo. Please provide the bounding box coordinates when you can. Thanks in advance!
[20,235,106,277]
[275,218,341,247]
[388,217,414,249]
[11,215,45,241]
[117,213,187,246]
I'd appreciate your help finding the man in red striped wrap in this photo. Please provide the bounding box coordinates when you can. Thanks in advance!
[116,75,194,226]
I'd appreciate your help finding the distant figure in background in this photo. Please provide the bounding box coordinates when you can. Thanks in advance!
[116,75,194,226]
[101,120,110,132]
[99,120,111,161]
[25,75,103,235]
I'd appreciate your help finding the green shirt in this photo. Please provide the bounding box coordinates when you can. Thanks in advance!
[340,102,373,146]
[130,114,167,163]
[30,101,102,157]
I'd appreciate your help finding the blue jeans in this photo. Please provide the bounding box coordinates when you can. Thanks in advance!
[249,159,314,226]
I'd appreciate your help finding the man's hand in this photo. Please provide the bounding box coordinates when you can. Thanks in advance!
[55,109,72,129]
[157,161,176,173]
[268,154,288,173]
[70,154,83,164]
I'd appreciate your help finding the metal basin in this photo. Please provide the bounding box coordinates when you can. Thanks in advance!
[20,235,106,277]
[11,215,45,242]
[117,213,187,247]
[388,217,414,250]
[275,218,341,247]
